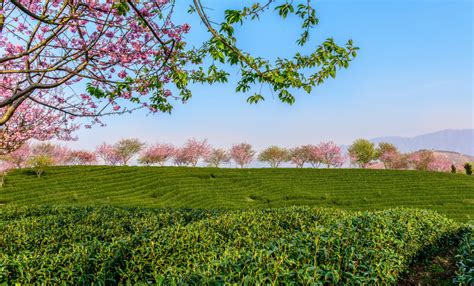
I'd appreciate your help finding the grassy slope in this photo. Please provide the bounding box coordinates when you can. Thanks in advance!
[1,166,473,221]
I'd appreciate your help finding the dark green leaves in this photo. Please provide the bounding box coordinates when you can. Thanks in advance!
[247,94,265,104]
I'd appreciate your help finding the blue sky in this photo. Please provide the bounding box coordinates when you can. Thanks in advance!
[68,0,473,151]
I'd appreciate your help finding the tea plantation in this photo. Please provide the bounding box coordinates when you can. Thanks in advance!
[0,206,470,284]
[0,166,473,284]
[1,166,473,221]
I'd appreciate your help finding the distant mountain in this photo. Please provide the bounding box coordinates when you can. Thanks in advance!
[370,129,474,156]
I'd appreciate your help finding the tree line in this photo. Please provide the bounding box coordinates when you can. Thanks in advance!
[0,138,472,178]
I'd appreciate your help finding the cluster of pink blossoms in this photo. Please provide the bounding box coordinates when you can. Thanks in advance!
[0,0,190,153]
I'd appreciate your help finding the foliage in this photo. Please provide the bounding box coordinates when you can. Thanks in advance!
[451,164,457,174]
[1,167,473,222]
[454,228,474,285]
[348,139,376,168]
[230,143,255,168]
[258,146,289,168]
[113,138,145,166]
[27,155,54,178]
[376,142,398,168]
[205,148,230,167]
[0,206,466,284]
[465,163,473,176]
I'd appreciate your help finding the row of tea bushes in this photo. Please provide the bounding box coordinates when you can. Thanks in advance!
[0,206,469,284]
[455,229,474,285]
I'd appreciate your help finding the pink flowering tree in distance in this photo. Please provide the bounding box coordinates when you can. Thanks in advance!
[31,142,70,166]
[179,139,211,167]
[230,143,255,168]
[0,1,357,150]
[66,150,97,166]
[205,148,231,168]
[96,143,121,166]
[318,141,344,168]
[139,144,175,166]
[428,154,452,172]
[0,142,31,168]
[289,146,312,168]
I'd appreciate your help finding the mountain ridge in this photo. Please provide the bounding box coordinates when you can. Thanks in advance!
[370,129,474,156]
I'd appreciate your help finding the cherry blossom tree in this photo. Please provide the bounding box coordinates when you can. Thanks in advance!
[427,154,452,172]
[306,145,323,168]
[66,150,97,166]
[177,139,211,167]
[1,1,357,149]
[0,142,31,168]
[173,148,191,167]
[96,143,121,166]
[376,142,398,168]
[205,148,230,168]
[318,141,344,168]
[139,144,175,166]
[230,143,255,168]
[31,142,70,165]
[258,146,289,168]
[408,150,434,171]
[0,95,77,155]
[289,146,312,168]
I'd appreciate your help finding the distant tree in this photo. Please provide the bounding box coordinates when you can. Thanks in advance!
[258,146,289,168]
[66,151,97,166]
[180,139,212,167]
[318,141,345,168]
[0,143,31,168]
[427,155,451,172]
[465,162,473,175]
[306,145,323,168]
[376,142,398,168]
[409,151,434,171]
[230,143,255,168]
[205,148,230,168]
[31,143,70,166]
[139,144,175,166]
[451,164,457,174]
[390,153,410,170]
[289,146,312,168]
[28,155,54,178]
[348,139,376,168]
[0,161,14,187]
[96,143,122,166]
[173,148,191,166]
[114,139,145,166]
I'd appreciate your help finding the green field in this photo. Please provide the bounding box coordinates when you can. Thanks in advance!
[1,166,473,221]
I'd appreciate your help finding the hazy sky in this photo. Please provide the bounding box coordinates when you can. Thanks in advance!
[66,0,473,151]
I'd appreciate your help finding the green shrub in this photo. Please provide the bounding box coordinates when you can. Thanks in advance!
[0,206,467,285]
[465,162,473,175]
[454,228,474,285]
[28,155,54,178]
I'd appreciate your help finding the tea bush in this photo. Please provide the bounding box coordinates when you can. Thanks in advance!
[454,228,474,285]
[0,206,468,285]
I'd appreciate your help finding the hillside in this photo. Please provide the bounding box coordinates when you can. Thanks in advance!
[1,166,473,221]
[371,129,474,156]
